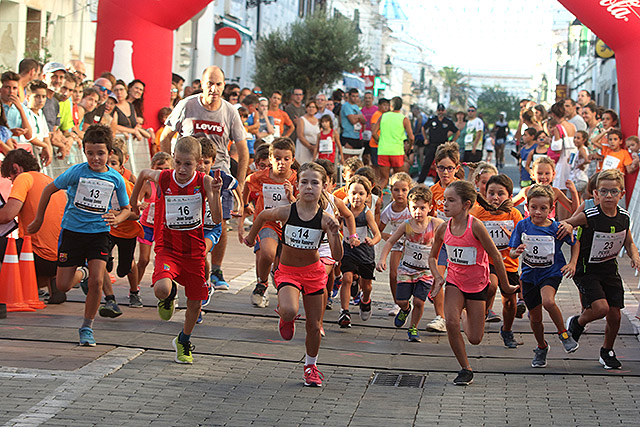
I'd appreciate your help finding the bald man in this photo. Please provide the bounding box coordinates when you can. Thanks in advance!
[66,59,87,83]
[161,66,249,290]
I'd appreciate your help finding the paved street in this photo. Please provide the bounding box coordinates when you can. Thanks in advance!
[1,151,639,426]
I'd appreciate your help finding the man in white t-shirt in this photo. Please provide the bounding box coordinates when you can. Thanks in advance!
[564,98,587,132]
[463,106,484,162]
[160,66,248,291]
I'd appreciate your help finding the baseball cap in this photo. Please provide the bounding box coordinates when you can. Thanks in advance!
[437,103,446,111]
[42,62,66,74]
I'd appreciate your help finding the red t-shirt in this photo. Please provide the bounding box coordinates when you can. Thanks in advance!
[154,170,206,258]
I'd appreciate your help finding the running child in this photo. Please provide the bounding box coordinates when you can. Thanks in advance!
[135,151,172,301]
[426,142,461,333]
[314,114,343,163]
[98,146,144,318]
[240,137,297,308]
[333,157,363,200]
[243,162,343,387]
[355,166,383,224]
[518,128,537,188]
[559,170,640,370]
[28,124,131,346]
[377,184,443,341]
[377,172,413,316]
[338,175,381,328]
[470,161,498,198]
[428,180,518,386]
[524,130,550,177]
[508,184,579,368]
[470,174,523,347]
[130,136,223,364]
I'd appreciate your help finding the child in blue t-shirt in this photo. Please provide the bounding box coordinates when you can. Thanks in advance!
[508,184,579,368]
[28,124,130,347]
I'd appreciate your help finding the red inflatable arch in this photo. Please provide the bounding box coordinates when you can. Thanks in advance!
[94,0,214,129]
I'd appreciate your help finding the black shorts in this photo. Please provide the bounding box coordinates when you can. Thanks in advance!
[34,252,57,278]
[463,150,483,163]
[340,255,375,280]
[573,273,624,309]
[445,281,489,301]
[341,136,365,149]
[521,276,562,310]
[489,265,521,294]
[106,235,137,277]
[58,230,111,267]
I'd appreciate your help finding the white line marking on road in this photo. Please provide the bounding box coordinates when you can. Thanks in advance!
[3,347,144,427]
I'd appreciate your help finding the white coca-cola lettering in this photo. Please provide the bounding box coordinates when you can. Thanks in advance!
[600,0,640,22]
[193,120,225,135]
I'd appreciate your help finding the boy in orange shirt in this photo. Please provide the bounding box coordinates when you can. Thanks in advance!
[240,137,297,308]
[333,157,363,200]
[98,146,144,317]
[600,130,633,174]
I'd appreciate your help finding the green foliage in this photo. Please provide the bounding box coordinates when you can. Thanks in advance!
[254,11,369,98]
[476,86,520,125]
[439,66,472,109]
[24,38,52,65]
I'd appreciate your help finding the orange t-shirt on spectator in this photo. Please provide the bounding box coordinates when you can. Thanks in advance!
[9,171,65,261]
[268,109,293,137]
[600,146,632,174]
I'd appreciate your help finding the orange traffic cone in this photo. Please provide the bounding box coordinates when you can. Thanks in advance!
[0,238,35,312]
[19,236,45,310]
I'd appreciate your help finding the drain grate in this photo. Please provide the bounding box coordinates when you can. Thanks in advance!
[370,372,425,388]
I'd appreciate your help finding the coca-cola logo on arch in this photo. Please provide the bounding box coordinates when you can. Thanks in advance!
[600,0,640,21]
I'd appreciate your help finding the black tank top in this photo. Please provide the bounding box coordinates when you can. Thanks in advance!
[283,203,324,250]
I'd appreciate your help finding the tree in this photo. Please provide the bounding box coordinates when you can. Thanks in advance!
[476,86,520,125]
[439,66,471,109]
[254,11,369,97]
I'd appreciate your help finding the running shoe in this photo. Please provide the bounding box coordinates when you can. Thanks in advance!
[196,311,204,324]
[320,327,325,337]
[566,315,584,342]
[359,299,372,321]
[47,292,67,305]
[599,348,622,370]
[251,282,269,308]
[211,269,230,291]
[500,326,518,348]
[485,309,501,322]
[78,266,89,296]
[129,293,143,308]
[394,305,411,328]
[338,309,351,328]
[407,326,421,342]
[332,276,342,298]
[351,292,361,306]
[172,336,194,364]
[99,300,123,318]
[109,273,116,284]
[453,369,473,386]
[515,299,526,318]
[558,331,579,353]
[157,297,176,321]
[388,304,400,316]
[425,315,446,333]
[303,364,324,387]
[202,282,214,307]
[78,327,96,346]
[326,297,333,310]
[278,314,300,341]
[531,343,548,368]
[351,276,360,298]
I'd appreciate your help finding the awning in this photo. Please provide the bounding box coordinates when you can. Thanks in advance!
[343,72,365,91]
[215,15,253,41]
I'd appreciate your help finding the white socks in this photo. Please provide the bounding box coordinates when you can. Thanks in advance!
[305,353,317,366]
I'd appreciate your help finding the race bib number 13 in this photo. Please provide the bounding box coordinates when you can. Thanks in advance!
[73,178,115,214]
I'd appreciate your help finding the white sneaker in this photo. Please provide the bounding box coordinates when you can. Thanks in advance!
[425,315,446,333]
[388,304,400,316]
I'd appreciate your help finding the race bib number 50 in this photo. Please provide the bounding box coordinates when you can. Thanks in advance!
[263,184,288,209]
[73,177,115,214]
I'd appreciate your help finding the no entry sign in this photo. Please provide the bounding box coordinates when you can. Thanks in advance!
[214,27,242,56]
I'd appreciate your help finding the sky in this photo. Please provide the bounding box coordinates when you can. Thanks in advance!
[396,0,576,76]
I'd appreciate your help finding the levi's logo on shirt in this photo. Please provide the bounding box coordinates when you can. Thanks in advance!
[193,120,224,135]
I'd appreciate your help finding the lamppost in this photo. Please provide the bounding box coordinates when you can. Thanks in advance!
[246,0,277,40]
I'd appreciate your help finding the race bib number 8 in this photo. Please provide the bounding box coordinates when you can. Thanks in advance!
[284,225,323,249]
[446,245,477,265]
[73,177,115,214]
[402,241,430,270]
[522,233,555,268]
[263,184,288,210]
[165,194,202,230]
[485,221,513,250]
[588,230,625,263]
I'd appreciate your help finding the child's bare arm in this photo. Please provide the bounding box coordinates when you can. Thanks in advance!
[377,223,406,272]
[428,223,446,296]
[365,210,382,245]
[130,169,161,215]
[624,229,640,270]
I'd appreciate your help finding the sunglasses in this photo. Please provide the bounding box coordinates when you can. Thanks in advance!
[96,85,112,95]
[254,90,262,94]
[467,109,476,112]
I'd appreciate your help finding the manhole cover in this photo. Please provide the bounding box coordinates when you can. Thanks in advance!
[370,372,425,388]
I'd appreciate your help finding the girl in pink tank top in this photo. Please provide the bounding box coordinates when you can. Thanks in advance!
[429,180,518,386]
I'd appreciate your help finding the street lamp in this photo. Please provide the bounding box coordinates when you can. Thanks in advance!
[385,56,392,76]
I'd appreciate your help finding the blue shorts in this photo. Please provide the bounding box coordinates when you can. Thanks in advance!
[222,189,233,220]
[137,224,154,246]
[204,223,222,252]
[437,244,448,266]
[254,227,280,253]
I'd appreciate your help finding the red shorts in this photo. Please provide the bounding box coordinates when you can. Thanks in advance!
[378,154,404,168]
[275,260,327,295]
[152,251,207,300]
